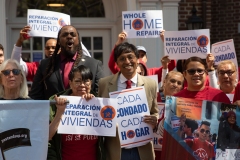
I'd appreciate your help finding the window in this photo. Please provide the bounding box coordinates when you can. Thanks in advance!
[17,0,105,17]
[16,0,105,62]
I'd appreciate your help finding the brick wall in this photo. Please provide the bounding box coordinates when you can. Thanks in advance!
[211,0,240,65]
[178,0,240,65]
[179,0,211,30]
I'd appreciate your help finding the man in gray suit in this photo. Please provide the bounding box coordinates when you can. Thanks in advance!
[98,42,158,160]
[29,25,104,99]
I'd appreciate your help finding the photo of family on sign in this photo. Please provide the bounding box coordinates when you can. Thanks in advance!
[163,96,240,160]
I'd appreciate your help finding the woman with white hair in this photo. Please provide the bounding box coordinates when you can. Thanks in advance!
[0,59,29,100]
[207,54,237,102]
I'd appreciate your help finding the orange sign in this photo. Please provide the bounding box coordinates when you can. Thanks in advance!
[176,98,202,120]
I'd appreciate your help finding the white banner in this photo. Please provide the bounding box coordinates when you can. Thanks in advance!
[27,9,70,38]
[211,39,238,80]
[122,10,163,38]
[215,149,240,160]
[109,87,153,148]
[0,100,49,160]
[58,96,117,136]
[153,102,165,151]
[164,29,210,59]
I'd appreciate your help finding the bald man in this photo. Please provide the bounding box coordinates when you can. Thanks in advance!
[44,39,57,58]
[11,26,91,81]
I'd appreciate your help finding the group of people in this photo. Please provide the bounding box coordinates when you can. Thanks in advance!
[0,24,239,160]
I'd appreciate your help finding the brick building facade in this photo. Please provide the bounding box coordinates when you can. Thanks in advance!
[179,0,240,64]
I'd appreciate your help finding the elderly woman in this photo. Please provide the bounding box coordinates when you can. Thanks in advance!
[48,65,105,160]
[206,54,237,94]
[155,70,184,160]
[158,70,184,102]
[0,59,29,100]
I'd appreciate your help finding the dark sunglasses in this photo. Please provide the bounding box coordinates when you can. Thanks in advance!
[200,129,210,134]
[186,69,205,75]
[1,69,21,76]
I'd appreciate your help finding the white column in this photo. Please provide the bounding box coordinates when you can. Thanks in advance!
[0,0,7,55]
[161,0,181,31]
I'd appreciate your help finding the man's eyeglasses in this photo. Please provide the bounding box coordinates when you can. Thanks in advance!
[200,129,210,134]
[118,55,136,62]
[73,80,91,86]
[186,69,205,75]
[1,69,21,76]
[218,70,235,77]
[45,46,56,50]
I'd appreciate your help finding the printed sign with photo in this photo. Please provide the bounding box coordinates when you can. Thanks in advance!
[162,96,240,160]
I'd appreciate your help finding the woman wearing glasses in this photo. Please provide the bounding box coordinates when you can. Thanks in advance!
[48,65,105,160]
[206,54,237,102]
[0,59,29,100]
[161,56,231,160]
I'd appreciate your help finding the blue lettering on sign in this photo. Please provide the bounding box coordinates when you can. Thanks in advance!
[64,110,92,116]
[136,30,161,36]
[117,104,148,118]
[124,18,162,30]
[60,117,112,128]
[153,137,158,144]
[135,127,150,137]
[121,117,144,128]
[142,19,161,29]
[28,15,58,20]
[30,24,60,32]
[214,45,231,53]
[123,13,146,19]
[166,47,208,54]
[117,94,142,105]
[166,42,190,46]
[120,127,150,140]
[214,52,235,62]
[66,104,101,111]
[165,37,197,41]
[121,131,127,140]
[123,20,131,29]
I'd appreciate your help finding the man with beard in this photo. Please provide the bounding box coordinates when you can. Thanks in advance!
[11,26,91,82]
[29,25,104,100]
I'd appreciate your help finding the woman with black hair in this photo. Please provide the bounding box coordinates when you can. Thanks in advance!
[217,111,240,150]
[48,65,105,160]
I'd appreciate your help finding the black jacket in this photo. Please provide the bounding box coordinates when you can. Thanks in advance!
[29,54,104,100]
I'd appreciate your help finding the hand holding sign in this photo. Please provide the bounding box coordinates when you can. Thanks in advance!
[116,31,127,46]
[206,53,215,70]
[160,29,165,42]
[143,115,158,129]
[81,93,95,101]
[16,26,31,48]
[54,95,68,113]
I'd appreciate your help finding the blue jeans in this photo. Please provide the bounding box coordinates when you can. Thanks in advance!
[121,147,140,160]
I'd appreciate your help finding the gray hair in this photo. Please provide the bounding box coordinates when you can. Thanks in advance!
[0,59,28,98]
